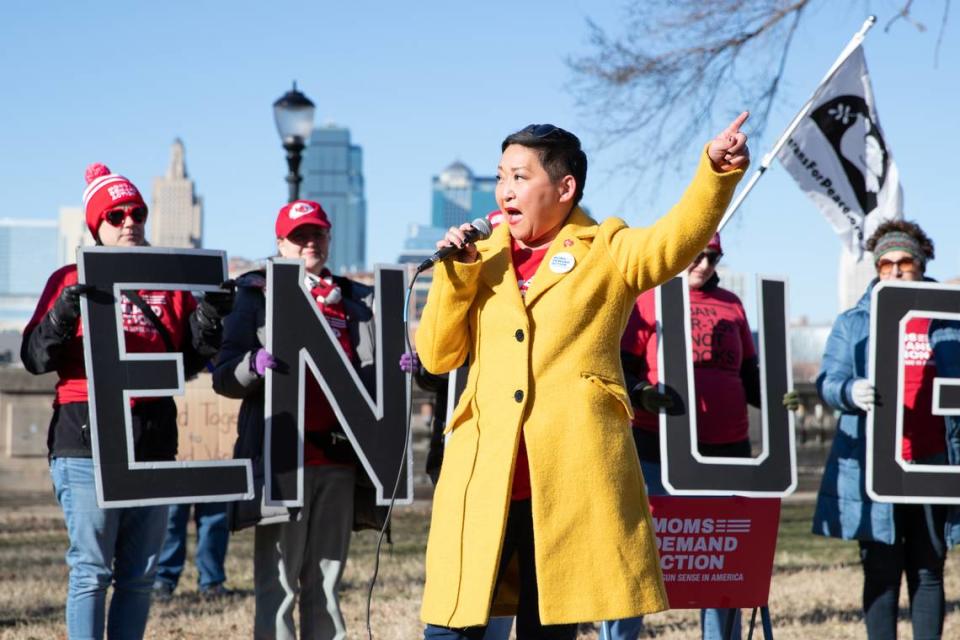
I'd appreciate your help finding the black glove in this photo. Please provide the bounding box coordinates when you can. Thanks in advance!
[629,383,674,414]
[198,280,236,324]
[783,390,801,412]
[49,284,94,331]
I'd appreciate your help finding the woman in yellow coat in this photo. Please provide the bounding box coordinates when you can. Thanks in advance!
[416,116,750,639]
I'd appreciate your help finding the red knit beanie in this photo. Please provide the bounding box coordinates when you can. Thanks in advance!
[706,232,723,254]
[82,163,147,240]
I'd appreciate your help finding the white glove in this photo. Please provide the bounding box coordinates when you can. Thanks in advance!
[851,379,876,412]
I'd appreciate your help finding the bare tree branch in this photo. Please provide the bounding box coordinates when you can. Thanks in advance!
[884,0,925,33]
[568,0,950,203]
[935,0,951,66]
[568,0,813,189]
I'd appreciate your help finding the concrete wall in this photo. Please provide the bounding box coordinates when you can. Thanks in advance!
[0,368,56,458]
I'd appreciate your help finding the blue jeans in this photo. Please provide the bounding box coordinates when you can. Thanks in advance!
[50,457,169,640]
[599,459,741,640]
[155,503,229,590]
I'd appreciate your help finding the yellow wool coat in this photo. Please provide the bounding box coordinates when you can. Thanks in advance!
[415,149,743,627]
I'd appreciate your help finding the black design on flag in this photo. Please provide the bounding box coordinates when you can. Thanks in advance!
[809,95,890,216]
[777,46,902,255]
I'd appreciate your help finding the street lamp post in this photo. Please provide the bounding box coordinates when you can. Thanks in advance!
[273,82,315,202]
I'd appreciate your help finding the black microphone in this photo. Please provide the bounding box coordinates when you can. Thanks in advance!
[416,218,493,273]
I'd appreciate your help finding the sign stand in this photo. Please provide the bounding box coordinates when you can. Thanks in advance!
[745,605,774,639]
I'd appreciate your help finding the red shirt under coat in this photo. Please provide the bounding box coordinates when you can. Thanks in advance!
[509,239,549,501]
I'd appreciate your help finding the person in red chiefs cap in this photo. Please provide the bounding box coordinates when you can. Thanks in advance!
[20,163,233,640]
[214,199,382,640]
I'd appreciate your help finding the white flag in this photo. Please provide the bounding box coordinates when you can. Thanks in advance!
[777,46,902,257]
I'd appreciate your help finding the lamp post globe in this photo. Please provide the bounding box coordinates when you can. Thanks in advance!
[273,82,315,202]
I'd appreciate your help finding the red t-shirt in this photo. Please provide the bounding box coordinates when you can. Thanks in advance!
[24,264,197,407]
[302,273,359,466]
[901,317,945,461]
[509,239,549,501]
[620,284,756,444]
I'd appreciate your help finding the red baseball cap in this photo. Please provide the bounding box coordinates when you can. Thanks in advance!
[275,200,331,238]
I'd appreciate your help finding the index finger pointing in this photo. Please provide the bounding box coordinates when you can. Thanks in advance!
[724,111,750,134]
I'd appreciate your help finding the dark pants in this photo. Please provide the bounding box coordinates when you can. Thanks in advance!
[859,503,947,640]
[424,500,578,640]
[155,502,229,590]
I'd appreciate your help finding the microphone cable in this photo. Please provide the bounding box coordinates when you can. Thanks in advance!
[365,270,420,640]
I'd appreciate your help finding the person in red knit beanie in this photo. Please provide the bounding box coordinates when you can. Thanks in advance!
[81,163,149,244]
[20,163,233,639]
[608,233,799,640]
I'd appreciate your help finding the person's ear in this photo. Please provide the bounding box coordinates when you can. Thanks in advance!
[557,175,577,203]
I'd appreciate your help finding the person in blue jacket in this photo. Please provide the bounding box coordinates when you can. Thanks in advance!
[812,219,960,640]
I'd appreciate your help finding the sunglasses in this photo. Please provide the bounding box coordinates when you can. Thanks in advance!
[695,251,722,266]
[287,226,329,244]
[104,206,148,227]
[877,256,917,275]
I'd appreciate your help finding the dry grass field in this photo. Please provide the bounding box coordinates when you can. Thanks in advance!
[2,491,959,639]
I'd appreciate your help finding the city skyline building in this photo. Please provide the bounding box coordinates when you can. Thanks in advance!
[0,218,58,330]
[57,206,92,266]
[150,138,203,248]
[714,266,748,305]
[402,223,446,253]
[838,247,876,312]
[301,124,366,274]
[431,160,497,230]
[0,219,58,297]
[396,224,448,325]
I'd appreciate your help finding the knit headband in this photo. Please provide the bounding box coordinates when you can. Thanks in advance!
[873,231,924,265]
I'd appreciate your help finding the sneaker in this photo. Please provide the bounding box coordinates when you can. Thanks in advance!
[200,583,232,600]
[152,581,174,602]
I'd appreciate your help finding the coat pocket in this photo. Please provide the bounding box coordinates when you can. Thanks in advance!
[442,391,475,435]
[581,372,634,420]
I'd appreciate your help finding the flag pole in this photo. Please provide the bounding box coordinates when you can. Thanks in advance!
[718,15,878,231]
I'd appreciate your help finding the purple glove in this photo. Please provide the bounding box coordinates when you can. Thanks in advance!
[250,348,278,377]
[399,351,420,373]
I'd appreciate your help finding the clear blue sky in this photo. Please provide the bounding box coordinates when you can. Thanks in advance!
[1,1,956,324]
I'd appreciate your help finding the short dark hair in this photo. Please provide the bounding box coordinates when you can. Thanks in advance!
[501,124,587,206]
[865,219,935,261]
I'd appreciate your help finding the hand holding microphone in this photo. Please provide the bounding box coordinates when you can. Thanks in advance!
[417,218,493,273]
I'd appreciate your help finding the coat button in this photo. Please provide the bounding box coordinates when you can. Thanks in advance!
[515,329,524,342]
[514,390,524,403]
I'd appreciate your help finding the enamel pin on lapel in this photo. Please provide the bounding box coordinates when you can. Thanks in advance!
[549,252,576,274]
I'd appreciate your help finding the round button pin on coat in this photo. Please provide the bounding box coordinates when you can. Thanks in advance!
[549,252,576,274]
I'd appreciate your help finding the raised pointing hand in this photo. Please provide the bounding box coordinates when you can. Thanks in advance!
[707,111,750,172]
